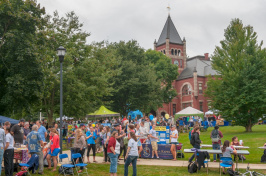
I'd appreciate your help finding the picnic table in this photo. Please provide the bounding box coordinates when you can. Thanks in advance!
[201,144,250,149]
[258,147,266,150]
[14,147,30,163]
[184,149,250,170]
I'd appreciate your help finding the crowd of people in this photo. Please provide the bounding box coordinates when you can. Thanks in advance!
[0,114,253,176]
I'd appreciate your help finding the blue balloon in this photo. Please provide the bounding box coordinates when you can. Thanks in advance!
[149,115,154,121]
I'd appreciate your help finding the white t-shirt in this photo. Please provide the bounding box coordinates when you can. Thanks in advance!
[6,133,14,149]
[128,138,138,156]
[115,140,120,154]
[170,130,178,143]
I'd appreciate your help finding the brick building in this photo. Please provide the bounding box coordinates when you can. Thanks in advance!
[154,15,218,117]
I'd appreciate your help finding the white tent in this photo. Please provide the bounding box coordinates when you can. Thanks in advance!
[175,106,204,118]
[205,110,214,115]
[56,116,74,121]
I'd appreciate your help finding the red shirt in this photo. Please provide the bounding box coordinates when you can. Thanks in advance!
[51,134,60,152]
[107,137,116,153]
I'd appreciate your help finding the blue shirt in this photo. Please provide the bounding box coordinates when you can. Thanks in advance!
[25,131,42,153]
[179,120,184,126]
[86,131,97,144]
[0,128,5,148]
[149,129,157,142]
[38,125,47,142]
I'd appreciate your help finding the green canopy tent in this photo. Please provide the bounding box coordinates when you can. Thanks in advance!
[174,106,204,119]
[87,106,120,120]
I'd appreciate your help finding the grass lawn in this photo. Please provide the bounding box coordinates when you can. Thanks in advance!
[178,125,266,163]
[36,164,266,176]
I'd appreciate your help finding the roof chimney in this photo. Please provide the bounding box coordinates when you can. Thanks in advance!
[204,53,209,61]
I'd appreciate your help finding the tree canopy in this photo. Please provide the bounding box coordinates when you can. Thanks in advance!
[205,18,266,132]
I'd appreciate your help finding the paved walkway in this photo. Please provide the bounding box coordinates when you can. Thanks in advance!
[63,150,266,170]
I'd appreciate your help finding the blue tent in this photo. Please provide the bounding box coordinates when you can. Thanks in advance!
[0,115,19,125]
[128,110,143,120]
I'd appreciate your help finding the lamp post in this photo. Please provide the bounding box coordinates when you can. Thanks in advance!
[57,46,66,155]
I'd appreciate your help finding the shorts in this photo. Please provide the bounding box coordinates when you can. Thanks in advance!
[171,142,179,145]
[151,141,158,151]
[49,148,60,156]
[222,160,233,165]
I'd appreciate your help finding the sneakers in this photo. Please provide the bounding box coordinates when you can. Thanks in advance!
[157,156,159,159]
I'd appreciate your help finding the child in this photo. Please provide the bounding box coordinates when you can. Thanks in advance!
[221,140,237,174]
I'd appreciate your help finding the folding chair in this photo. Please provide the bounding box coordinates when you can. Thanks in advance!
[195,152,209,174]
[19,154,39,176]
[59,153,75,176]
[176,143,184,158]
[219,157,233,176]
[72,153,88,176]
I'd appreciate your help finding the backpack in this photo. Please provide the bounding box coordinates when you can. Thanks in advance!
[227,168,240,176]
[188,161,198,173]
[190,133,196,146]
[211,129,219,142]
[59,166,74,175]
[261,149,266,163]
[15,171,28,176]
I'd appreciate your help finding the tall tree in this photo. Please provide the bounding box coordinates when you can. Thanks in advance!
[0,0,45,117]
[105,41,178,115]
[38,12,117,124]
[205,19,266,132]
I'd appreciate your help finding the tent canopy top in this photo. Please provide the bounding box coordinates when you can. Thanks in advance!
[0,115,19,125]
[175,106,204,119]
[87,106,120,118]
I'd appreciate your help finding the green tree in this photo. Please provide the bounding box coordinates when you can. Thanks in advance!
[38,12,116,124]
[105,41,178,115]
[205,19,266,132]
[0,0,45,118]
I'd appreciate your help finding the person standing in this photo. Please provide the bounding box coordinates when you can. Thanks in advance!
[135,124,143,156]
[210,125,223,162]
[0,124,5,175]
[4,127,14,176]
[73,129,86,173]
[47,128,60,172]
[149,124,159,159]
[11,119,25,144]
[139,121,148,144]
[86,126,97,163]
[170,126,178,161]
[25,125,44,174]
[107,131,118,176]
[124,132,139,176]
[103,126,111,163]
[23,122,31,144]
[36,120,47,142]
[189,126,202,163]
[3,121,11,130]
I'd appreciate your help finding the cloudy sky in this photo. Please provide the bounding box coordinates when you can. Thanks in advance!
[38,0,266,57]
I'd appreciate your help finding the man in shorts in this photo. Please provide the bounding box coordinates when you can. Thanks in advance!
[149,124,159,159]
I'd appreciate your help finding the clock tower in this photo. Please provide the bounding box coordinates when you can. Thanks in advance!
[154,15,187,74]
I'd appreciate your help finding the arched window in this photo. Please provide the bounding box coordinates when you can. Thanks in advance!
[175,49,177,55]
[182,84,192,96]
[171,49,174,55]
[178,50,181,56]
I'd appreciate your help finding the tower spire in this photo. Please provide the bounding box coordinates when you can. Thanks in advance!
[167,5,171,16]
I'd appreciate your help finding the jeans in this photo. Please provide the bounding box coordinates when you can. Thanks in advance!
[212,143,221,160]
[4,148,14,176]
[124,155,138,176]
[31,151,44,173]
[0,147,4,174]
[107,153,118,173]
[189,145,200,162]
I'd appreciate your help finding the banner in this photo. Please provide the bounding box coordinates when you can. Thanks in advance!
[141,144,173,159]
[150,126,170,144]
[101,123,111,127]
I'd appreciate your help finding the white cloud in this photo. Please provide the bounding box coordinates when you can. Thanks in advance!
[38,0,266,57]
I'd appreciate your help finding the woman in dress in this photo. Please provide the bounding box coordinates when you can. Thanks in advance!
[47,128,60,171]
[73,129,86,173]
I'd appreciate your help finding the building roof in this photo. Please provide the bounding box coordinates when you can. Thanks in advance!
[156,15,183,46]
[177,57,218,80]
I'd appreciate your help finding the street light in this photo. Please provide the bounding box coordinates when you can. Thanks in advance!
[57,46,66,155]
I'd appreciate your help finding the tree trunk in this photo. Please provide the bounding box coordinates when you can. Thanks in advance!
[245,123,253,132]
